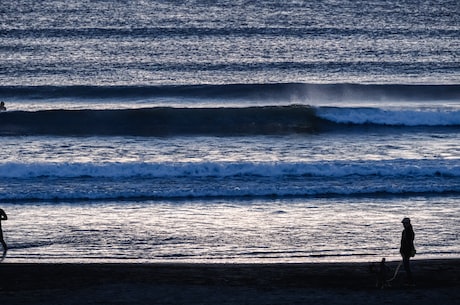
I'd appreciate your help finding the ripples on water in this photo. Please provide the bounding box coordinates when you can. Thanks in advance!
[3,196,459,263]
[1,0,458,85]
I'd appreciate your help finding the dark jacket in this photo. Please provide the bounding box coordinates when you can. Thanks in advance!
[400,225,415,257]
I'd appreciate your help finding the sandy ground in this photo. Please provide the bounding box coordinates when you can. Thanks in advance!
[0,259,459,304]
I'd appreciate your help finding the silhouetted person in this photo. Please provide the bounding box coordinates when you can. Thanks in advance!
[400,217,415,285]
[0,102,6,111]
[0,208,7,252]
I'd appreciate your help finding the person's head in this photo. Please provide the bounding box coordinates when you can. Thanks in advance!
[402,217,411,228]
[0,102,4,106]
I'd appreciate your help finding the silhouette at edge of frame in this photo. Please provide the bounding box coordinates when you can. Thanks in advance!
[400,217,416,285]
[0,101,6,111]
[0,208,7,254]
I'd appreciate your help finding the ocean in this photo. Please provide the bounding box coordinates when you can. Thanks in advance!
[0,0,459,263]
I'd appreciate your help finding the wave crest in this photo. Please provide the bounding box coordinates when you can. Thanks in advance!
[1,104,458,136]
[1,83,459,101]
[1,159,458,179]
[316,107,460,126]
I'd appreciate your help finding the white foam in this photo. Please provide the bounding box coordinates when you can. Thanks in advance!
[316,107,460,126]
[1,159,458,179]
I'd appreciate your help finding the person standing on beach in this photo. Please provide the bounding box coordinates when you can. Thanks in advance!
[400,217,415,284]
[0,208,7,252]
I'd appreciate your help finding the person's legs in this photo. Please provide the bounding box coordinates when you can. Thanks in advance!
[0,229,6,251]
[402,256,413,284]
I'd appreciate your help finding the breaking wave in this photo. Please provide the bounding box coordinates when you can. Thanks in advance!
[1,159,458,179]
[0,104,458,136]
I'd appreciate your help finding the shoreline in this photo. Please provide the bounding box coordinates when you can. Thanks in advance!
[1,259,459,304]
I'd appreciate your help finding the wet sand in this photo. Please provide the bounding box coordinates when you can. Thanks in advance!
[1,259,459,304]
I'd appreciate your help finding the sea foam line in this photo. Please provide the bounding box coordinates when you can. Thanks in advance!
[316,107,460,126]
[1,159,459,179]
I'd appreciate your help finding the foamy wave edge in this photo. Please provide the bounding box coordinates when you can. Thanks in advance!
[316,107,460,126]
[1,159,459,179]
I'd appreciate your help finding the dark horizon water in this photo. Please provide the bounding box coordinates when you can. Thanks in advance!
[0,0,459,263]
[1,0,459,86]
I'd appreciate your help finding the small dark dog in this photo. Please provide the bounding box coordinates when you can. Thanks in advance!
[369,258,391,288]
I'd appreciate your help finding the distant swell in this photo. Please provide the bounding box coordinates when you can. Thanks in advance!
[1,83,460,101]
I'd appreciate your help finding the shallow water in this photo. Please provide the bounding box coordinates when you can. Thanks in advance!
[2,195,459,263]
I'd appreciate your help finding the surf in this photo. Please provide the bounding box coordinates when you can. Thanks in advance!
[0,105,319,136]
[1,159,458,179]
[1,104,458,137]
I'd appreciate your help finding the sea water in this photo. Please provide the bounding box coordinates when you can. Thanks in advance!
[0,0,459,263]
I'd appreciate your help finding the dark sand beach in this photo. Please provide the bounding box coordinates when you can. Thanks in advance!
[1,259,459,304]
